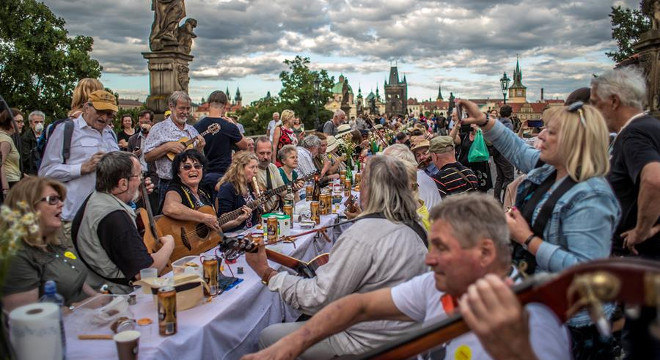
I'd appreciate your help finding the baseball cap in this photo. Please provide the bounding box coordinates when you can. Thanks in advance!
[429,136,454,154]
[88,90,118,112]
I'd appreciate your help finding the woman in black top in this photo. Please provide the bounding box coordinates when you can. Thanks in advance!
[161,149,220,231]
[215,151,259,232]
[116,114,136,151]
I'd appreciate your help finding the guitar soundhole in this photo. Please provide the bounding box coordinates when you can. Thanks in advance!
[196,223,210,239]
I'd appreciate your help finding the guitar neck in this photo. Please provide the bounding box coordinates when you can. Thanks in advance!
[265,249,303,270]
[140,183,159,237]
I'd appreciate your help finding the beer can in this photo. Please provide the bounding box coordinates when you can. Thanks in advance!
[310,201,320,224]
[283,204,293,220]
[321,194,331,215]
[344,179,351,197]
[340,169,347,177]
[202,257,218,296]
[267,216,279,243]
[340,175,346,184]
[158,286,177,336]
[354,172,361,185]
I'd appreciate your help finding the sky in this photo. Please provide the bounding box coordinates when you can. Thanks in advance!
[43,0,640,105]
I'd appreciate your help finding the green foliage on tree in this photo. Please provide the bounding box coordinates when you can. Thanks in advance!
[235,96,282,136]
[606,4,651,63]
[278,56,335,130]
[0,0,102,120]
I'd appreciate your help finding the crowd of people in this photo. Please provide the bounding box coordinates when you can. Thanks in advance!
[0,65,658,360]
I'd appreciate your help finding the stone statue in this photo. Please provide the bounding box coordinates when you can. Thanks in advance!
[177,18,197,54]
[177,63,190,90]
[150,0,187,51]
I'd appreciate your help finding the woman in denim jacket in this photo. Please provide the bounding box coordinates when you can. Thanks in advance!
[457,99,621,360]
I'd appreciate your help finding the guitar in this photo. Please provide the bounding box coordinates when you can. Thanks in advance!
[135,182,172,274]
[352,258,660,360]
[344,194,359,214]
[166,123,220,161]
[219,236,329,278]
[216,171,319,226]
[154,171,319,262]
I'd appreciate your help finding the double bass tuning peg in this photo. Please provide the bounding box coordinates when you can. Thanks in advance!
[566,271,621,338]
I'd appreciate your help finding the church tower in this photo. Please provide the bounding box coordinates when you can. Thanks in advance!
[234,87,242,108]
[437,85,444,101]
[508,56,527,103]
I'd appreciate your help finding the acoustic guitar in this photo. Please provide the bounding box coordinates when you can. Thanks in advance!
[219,236,329,278]
[135,182,172,274]
[351,258,660,360]
[166,123,220,161]
[154,171,319,262]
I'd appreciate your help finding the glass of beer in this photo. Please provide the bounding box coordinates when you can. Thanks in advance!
[200,255,218,296]
[310,201,320,224]
[305,183,313,201]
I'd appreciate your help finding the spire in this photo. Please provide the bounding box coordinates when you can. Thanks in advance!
[226,86,230,96]
[235,87,242,102]
[266,91,271,99]
[403,74,407,83]
[384,77,388,86]
[388,66,400,85]
[437,85,443,101]
[510,55,525,89]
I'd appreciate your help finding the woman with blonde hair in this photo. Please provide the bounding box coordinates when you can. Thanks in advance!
[215,151,260,232]
[2,177,96,312]
[69,78,104,118]
[271,109,297,165]
[458,99,620,356]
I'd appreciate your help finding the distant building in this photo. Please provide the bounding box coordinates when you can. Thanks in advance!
[118,99,143,110]
[384,65,407,116]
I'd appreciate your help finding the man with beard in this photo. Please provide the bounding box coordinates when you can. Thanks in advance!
[254,136,285,213]
[144,91,205,209]
[72,152,174,294]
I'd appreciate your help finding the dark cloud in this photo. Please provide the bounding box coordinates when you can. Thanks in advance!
[42,0,623,100]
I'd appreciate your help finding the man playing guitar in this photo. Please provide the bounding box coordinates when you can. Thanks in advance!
[254,136,286,213]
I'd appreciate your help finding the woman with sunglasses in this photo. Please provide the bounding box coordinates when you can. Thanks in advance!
[458,99,620,359]
[161,149,220,232]
[215,151,260,232]
[2,177,97,312]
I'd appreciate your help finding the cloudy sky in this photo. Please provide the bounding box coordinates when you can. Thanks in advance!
[44,0,638,104]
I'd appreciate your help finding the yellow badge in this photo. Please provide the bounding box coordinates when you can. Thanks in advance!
[64,251,77,260]
[454,344,472,360]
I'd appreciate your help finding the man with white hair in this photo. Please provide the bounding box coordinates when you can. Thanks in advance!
[322,109,346,136]
[21,110,45,174]
[591,67,660,360]
[296,134,321,176]
[268,112,279,142]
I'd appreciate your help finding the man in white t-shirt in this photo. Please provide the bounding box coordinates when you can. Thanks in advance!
[267,112,279,142]
[241,193,571,360]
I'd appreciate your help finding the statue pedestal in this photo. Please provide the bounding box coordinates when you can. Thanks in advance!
[142,51,193,120]
[634,30,660,117]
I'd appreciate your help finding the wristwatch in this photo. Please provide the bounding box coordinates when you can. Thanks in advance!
[261,268,276,285]
[478,117,490,128]
[522,234,536,251]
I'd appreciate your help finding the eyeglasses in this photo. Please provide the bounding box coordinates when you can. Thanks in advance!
[39,195,62,205]
[181,163,203,171]
[567,101,587,127]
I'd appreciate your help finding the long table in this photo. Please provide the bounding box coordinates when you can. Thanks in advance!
[64,200,346,359]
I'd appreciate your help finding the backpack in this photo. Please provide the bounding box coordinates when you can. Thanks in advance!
[38,118,75,164]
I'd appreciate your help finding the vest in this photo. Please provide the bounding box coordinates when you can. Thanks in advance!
[76,192,136,294]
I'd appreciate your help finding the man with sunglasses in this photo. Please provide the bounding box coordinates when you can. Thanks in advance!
[73,151,174,294]
[39,90,120,245]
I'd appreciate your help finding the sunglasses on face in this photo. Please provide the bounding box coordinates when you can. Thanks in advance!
[181,163,203,171]
[40,195,62,205]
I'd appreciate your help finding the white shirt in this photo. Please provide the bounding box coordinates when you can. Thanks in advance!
[296,146,316,177]
[268,120,277,141]
[417,169,442,210]
[143,118,199,180]
[38,114,119,221]
[391,272,571,360]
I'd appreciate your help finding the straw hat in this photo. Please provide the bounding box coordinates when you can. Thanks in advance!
[326,135,340,153]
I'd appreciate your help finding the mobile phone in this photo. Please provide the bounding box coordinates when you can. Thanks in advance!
[455,105,463,120]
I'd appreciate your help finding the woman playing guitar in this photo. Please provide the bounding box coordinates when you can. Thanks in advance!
[161,149,220,232]
[215,151,260,232]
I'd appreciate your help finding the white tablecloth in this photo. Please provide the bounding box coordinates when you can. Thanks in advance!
[64,202,343,360]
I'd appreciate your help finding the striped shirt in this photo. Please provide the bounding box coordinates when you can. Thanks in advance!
[431,162,478,198]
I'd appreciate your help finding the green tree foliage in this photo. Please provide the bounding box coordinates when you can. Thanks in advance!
[235,96,282,136]
[606,4,650,63]
[0,0,102,120]
[278,56,334,130]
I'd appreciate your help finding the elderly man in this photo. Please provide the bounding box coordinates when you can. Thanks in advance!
[383,144,441,210]
[194,90,247,192]
[322,109,346,135]
[591,67,660,360]
[429,136,477,197]
[268,112,280,142]
[296,134,321,176]
[254,136,285,213]
[411,139,440,177]
[144,91,205,209]
[39,90,120,233]
[21,110,45,174]
[242,193,571,360]
[72,152,174,294]
[246,155,428,359]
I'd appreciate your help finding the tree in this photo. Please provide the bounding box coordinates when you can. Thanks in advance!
[606,4,650,63]
[278,56,334,130]
[0,0,102,120]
